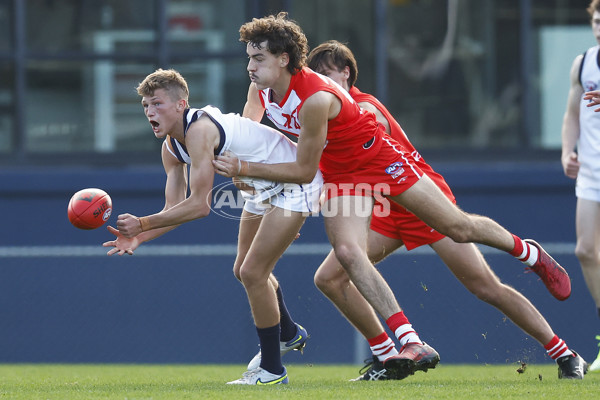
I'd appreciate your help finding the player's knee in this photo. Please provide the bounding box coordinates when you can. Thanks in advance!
[313,271,331,293]
[232,265,242,282]
[575,243,599,265]
[434,210,483,244]
[332,243,363,270]
[313,267,327,289]
[238,263,266,288]
[314,265,347,294]
[469,283,496,302]
[466,278,506,304]
[440,220,474,243]
[232,259,243,282]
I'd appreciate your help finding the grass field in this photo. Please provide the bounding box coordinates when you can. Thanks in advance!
[0,363,598,400]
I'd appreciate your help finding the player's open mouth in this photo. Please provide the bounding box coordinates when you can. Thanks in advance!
[150,120,159,129]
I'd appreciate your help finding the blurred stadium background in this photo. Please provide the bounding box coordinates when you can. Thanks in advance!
[0,0,598,366]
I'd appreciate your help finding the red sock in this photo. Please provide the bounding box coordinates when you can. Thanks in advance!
[386,311,422,346]
[509,234,525,257]
[386,312,410,333]
[367,332,398,361]
[509,234,538,266]
[544,334,573,360]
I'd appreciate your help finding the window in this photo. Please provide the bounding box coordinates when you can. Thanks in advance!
[0,0,596,165]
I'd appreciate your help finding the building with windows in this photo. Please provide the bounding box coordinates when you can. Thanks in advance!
[0,0,594,164]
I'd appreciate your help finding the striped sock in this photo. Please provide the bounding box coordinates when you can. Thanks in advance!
[544,334,573,361]
[509,234,538,267]
[386,311,423,347]
[368,332,399,362]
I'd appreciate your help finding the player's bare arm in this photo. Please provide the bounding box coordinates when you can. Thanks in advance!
[242,83,266,122]
[117,116,220,238]
[103,142,186,255]
[358,101,391,134]
[213,91,332,184]
[561,54,583,179]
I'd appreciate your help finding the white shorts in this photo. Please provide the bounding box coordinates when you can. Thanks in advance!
[576,185,600,202]
[243,171,324,216]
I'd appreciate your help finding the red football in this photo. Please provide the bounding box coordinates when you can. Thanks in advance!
[67,188,113,230]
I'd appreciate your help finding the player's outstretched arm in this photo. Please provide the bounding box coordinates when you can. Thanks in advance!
[117,118,218,240]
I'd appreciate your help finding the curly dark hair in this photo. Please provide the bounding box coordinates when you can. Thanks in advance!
[239,12,308,74]
[588,0,600,17]
[307,40,359,87]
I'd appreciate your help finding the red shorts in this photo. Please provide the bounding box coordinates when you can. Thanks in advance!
[370,167,456,250]
[321,135,424,201]
[370,201,446,250]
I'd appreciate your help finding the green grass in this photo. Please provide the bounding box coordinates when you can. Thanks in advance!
[0,363,597,400]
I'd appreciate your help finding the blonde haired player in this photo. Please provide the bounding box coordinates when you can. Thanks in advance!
[103,68,322,384]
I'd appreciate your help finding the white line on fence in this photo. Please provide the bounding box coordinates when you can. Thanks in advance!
[0,243,576,258]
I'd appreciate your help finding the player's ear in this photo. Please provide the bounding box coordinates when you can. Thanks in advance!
[177,99,187,111]
[342,66,350,79]
[280,52,289,68]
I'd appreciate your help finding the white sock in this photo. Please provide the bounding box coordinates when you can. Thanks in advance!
[371,337,399,362]
[516,240,539,267]
[394,324,423,347]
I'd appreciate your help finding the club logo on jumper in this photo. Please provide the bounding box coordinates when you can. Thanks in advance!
[282,109,301,130]
[584,80,598,92]
[411,150,422,162]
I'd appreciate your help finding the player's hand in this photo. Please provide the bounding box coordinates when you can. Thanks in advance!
[213,151,246,177]
[561,152,580,179]
[103,225,140,256]
[584,90,600,111]
[116,213,143,238]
